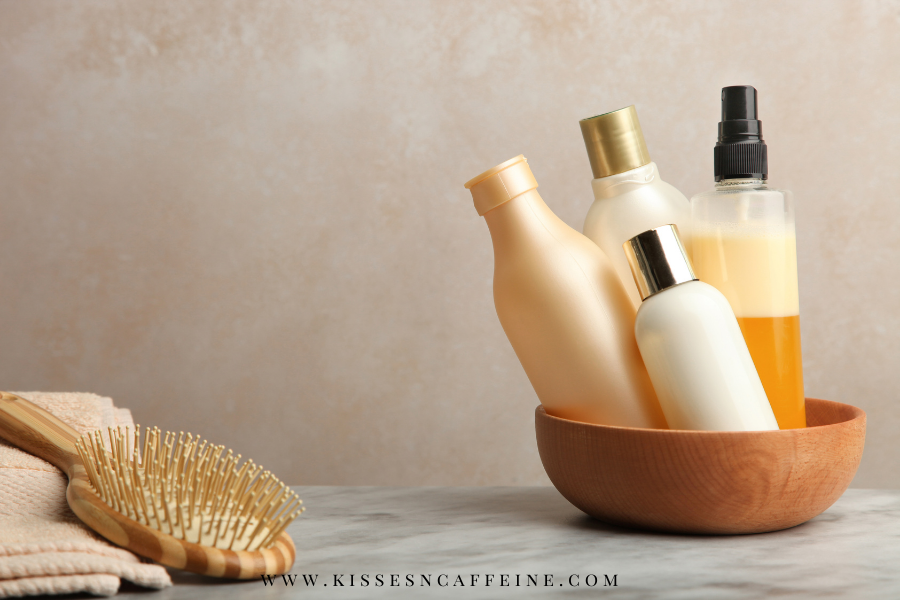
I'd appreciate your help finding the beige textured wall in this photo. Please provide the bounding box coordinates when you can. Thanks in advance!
[1,1,898,488]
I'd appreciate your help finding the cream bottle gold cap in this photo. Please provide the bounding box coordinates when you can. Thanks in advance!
[464,155,539,216]
[624,225,696,301]
[579,106,651,179]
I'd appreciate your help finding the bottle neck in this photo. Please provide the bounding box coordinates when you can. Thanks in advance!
[715,178,767,189]
[483,189,555,240]
[591,162,657,201]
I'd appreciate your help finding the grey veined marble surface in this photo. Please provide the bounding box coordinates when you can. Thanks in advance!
[115,486,900,599]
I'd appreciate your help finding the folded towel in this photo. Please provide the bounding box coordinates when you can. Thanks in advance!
[0,392,172,597]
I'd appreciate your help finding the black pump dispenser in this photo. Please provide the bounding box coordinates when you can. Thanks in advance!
[714,85,767,181]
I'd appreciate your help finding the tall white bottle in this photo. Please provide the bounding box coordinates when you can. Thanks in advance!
[624,225,779,432]
[580,106,692,308]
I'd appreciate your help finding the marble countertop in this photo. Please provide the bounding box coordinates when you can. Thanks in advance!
[116,486,900,599]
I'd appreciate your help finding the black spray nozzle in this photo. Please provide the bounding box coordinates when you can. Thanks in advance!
[722,86,758,121]
[714,85,767,181]
[718,85,763,143]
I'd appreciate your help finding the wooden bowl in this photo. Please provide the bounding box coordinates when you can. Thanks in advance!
[535,398,865,534]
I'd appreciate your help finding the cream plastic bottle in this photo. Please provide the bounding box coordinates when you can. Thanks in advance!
[624,225,779,432]
[465,156,667,429]
[690,86,806,429]
[580,106,692,308]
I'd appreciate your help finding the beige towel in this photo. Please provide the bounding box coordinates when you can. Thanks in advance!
[0,392,172,597]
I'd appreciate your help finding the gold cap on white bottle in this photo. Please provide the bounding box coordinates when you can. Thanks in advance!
[580,106,651,179]
[624,225,697,301]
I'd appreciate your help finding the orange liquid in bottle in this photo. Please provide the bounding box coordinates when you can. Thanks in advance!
[735,315,806,429]
[692,232,806,429]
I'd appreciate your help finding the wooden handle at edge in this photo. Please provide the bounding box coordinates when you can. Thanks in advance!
[0,392,83,475]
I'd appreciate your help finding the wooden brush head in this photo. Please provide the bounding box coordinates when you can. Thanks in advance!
[75,425,303,552]
[0,392,299,578]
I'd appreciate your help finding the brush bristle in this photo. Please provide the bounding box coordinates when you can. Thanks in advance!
[75,425,303,552]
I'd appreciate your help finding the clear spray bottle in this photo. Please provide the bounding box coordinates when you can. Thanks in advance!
[690,86,805,429]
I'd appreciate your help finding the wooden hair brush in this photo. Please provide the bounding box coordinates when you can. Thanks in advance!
[0,392,302,579]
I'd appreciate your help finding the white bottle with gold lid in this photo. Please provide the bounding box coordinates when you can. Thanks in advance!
[580,106,692,308]
[465,156,666,429]
[625,225,778,432]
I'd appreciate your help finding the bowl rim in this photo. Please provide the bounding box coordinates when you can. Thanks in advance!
[535,397,865,435]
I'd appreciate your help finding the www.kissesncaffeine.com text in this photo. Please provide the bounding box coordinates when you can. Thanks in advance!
[262,573,618,588]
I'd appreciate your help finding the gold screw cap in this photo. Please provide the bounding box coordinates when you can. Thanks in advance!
[624,225,696,301]
[579,106,651,179]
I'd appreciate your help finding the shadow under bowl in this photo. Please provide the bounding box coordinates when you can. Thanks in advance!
[535,398,865,535]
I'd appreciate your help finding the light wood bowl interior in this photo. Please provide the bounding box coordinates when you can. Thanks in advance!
[535,398,865,535]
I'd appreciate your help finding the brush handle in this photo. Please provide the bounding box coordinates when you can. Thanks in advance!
[0,392,82,475]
